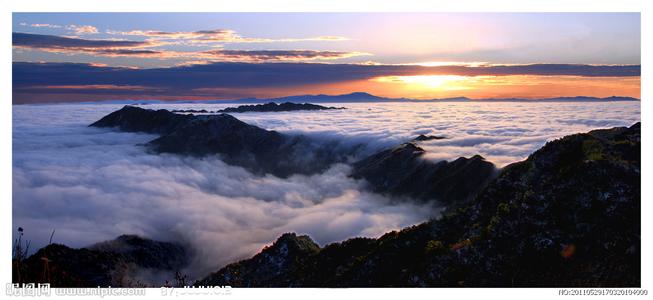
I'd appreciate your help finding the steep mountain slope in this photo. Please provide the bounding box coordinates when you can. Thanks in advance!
[350,142,497,207]
[197,122,641,287]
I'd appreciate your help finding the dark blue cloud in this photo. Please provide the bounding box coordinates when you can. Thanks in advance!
[13,32,152,49]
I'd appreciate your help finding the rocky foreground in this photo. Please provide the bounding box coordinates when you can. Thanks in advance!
[15,106,640,287]
[196,122,640,287]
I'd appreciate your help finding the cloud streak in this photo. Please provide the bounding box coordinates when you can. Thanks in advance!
[13,32,154,50]
[106,28,348,44]
[19,23,99,35]
[23,23,63,29]
[13,32,365,61]
[202,49,369,61]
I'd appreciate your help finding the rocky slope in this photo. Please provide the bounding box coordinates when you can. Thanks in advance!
[13,235,189,287]
[197,122,641,287]
[351,142,497,207]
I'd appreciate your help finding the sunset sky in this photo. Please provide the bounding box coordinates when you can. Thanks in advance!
[12,12,641,103]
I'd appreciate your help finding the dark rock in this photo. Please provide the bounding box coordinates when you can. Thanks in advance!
[217,102,344,113]
[413,134,446,141]
[90,105,192,135]
[350,142,498,207]
[171,109,209,113]
[197,123,641,287]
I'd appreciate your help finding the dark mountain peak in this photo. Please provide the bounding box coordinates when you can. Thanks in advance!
[90,107,354,177]
[413,134,446,141]
[112,234,151,244]
[457,154,486,162]
[90,105,192,134]
[196,233,320,287]
[267,233,321,256]
[346,92,375,97]
[391,142,425,155]
[255,91,388,103]
[217,102,344,113]
[351,142,497,206]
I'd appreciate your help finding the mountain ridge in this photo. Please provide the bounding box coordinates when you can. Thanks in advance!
[37,92,640,105]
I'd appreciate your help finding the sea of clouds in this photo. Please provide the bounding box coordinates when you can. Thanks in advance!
[12,101,640,280]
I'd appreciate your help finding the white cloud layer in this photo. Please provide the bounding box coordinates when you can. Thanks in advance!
[12,104,438,279]
[201,101,640,166]
[12,101,640,280]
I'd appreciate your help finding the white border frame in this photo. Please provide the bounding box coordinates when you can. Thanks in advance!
[2,1,650,299]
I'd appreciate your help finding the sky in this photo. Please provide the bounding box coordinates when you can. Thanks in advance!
[12,13,641,103]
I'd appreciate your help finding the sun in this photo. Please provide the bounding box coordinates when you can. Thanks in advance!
[372,75,471,90]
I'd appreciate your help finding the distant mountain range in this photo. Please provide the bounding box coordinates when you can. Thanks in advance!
[233,93,640,103]
[71,92,640,105]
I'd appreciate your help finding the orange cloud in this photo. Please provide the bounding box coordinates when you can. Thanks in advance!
[35,84,158,91]
[20,22,99,34]
[13,32,365,62]
[200,49,370,62]
[105,28,349,44]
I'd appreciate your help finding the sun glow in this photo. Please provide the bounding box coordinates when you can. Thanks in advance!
[361,75,640,100]
[373,75,471,90]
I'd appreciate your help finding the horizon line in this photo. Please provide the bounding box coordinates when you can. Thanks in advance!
[12,91,641,105]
